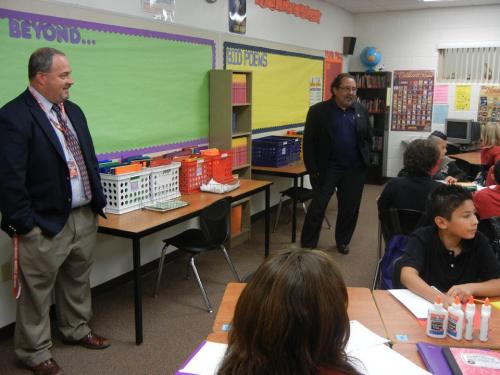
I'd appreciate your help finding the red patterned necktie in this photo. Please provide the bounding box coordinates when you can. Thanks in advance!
[52,104,92,200]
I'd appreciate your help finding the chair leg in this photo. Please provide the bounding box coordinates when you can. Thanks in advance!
[371,258,382,290]
[371,222,384,291]
[154,244,169,298]
[273,195,285,232]
[304,202,332,230]
[324,215,332,230]
[189,256,213,313]
[220,245,241,282]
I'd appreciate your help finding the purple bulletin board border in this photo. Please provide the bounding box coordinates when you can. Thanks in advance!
[96,138,209,161]
[0,8,216,159]
[0,8,215,67]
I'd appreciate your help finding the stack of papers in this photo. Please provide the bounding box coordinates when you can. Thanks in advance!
[176,321,430,375]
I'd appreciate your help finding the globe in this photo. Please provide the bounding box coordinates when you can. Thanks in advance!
[360,47,381,72]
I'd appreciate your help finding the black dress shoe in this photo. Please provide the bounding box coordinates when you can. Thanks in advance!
[337,244,349,254]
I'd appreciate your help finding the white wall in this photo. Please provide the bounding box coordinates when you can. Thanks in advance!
[352,5,500,177]
[0,0,352,328]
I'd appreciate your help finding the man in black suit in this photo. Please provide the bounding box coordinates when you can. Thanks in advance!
[0,47,109,375]
[301,73,372,254]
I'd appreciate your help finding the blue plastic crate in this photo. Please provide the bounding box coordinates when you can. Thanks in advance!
[252,136,301,167]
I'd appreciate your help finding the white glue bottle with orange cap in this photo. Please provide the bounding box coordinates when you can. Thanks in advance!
[479,298,491,342]
[426,295,448,338]
[464,296,475,340]
[447,296,464,340]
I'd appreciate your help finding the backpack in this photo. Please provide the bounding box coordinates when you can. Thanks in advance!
[380,234,410,290]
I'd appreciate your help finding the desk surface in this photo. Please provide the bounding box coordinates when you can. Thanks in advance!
[373,290,500,348]
[449,151,481,166]
[98,179,271,236]
[252,161,307,177]
[211,283,387,340]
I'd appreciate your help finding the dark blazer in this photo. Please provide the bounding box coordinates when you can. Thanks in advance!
[302,99,372,179]
[0,89,106,237]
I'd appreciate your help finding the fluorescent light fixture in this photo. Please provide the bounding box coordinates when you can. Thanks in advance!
[420,0,459,2]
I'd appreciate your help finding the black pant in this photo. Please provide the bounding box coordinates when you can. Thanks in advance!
[301,167,366,248]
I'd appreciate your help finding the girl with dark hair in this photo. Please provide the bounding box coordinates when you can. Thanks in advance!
[217,250,359,375]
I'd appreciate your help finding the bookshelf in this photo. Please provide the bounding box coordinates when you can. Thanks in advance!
[209,69,253,245]
[350,71,392,185]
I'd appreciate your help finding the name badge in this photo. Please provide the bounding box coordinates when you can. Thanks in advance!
[68,160,79,178]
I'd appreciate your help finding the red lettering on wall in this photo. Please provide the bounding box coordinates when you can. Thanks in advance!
[255,0,322,24]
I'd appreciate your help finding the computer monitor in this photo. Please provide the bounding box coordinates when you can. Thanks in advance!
[445,118,480,145]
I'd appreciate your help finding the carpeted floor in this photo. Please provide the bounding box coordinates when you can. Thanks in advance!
[0,184,383,375]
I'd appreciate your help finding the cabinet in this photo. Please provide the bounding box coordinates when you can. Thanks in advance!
[350,71,392,185]
[209,69,252,245]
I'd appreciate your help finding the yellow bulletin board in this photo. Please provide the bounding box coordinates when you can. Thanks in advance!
[224,42,323,131]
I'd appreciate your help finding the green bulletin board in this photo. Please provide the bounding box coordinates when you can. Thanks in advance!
[0,8,214,158]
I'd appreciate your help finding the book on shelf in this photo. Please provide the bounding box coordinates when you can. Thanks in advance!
[351,73,388,88]
[442,347,500,375]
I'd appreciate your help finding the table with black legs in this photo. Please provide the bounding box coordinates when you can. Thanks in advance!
[98,179,272,345]
[252,161,308,243]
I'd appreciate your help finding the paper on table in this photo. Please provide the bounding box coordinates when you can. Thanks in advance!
[178,321,388,375]
[389,289,432,319]
[350,344,431,375]
[346,320,389,353]
[178,341,227,375]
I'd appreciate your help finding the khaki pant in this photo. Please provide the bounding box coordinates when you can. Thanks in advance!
[15,206,98,367]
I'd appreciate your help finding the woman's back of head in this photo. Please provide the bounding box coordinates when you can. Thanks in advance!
[217,249,358,375]
[481,122,500,148]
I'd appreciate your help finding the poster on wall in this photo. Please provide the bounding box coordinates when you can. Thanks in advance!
[323,51,342,101]
[309,77,322,106]
[455,85,471,111]
[229,0,246,34]
[478,86,500,125]
[391,70,434,132]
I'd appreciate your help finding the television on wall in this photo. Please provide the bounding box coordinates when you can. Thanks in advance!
[445,118,480,145]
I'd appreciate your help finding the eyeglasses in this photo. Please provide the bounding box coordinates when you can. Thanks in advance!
[338,86,357,92]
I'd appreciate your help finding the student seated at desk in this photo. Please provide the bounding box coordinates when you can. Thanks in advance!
[428,131,468,183]
[379,139,441,217]
[474,160,500,220]
[217,250,360,375]
[394,184,500,306]
[480,122,500,186]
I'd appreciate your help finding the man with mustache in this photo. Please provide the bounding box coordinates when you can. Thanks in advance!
[0,47,109,375]
[301,73,372,254]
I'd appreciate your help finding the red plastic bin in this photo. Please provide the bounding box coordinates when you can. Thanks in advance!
[179,157,209,194]
[209,151,233,183]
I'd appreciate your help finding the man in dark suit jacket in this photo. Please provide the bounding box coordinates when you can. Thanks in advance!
[0,47,108,375]
[301,73,372,254]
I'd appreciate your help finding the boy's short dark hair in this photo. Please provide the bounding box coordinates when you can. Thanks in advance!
[404,139,440,175]
[428,184,472,220]
[494,160,500,184]
[429,130,447,141]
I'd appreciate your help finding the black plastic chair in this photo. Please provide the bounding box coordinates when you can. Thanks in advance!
[154,197,241,313]
[372,208,425,290]
[478,216,500,259]
[273,186,332,232]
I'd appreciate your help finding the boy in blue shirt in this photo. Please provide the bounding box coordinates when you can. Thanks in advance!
[395,184,500,306]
